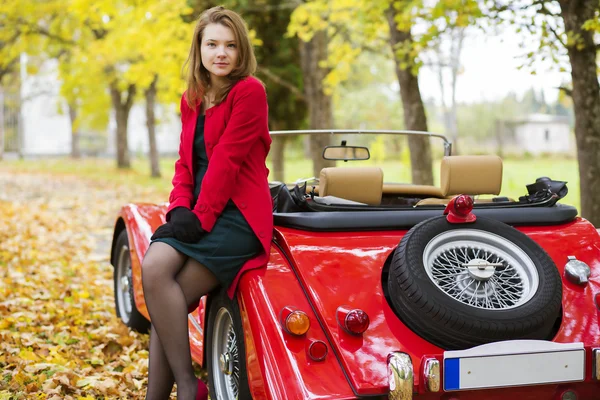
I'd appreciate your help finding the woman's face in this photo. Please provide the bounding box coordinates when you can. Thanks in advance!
[201,23,239,87]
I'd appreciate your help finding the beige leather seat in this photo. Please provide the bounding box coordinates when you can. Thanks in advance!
[319,167,384,205]
[416,155,503,206]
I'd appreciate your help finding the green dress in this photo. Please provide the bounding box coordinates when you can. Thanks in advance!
[153,114,262,286]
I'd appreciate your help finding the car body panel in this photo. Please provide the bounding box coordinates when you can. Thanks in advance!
[235,248,357,399]
[274,218,600,396]
[113,203,600,399]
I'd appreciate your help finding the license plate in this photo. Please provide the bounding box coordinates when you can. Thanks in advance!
[443,340,585,391]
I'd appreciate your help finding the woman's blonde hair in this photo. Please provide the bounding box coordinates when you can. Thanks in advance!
[184,6,257,108]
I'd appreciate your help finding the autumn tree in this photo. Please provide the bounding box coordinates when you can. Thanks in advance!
[487,0,600,225]
[289,0,481,184]
[2,0,193,172]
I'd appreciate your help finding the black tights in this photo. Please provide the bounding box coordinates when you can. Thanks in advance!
[141,242,219,400]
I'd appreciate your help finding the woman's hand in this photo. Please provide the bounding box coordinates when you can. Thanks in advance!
[151,223,175,241]
[169,207,206,243]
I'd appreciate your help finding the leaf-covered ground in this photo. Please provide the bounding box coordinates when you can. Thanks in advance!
[0,170,177,399]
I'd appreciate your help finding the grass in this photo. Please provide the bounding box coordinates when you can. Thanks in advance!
[0,155,581,211]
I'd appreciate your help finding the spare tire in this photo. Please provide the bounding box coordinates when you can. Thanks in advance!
[387,215,562,350]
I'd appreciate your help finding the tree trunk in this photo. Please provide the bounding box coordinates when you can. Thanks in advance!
[145,76,160,178]
[110,83,136,169]
[448,29,464,155]
[559,0,600,226]
[68,102,81,159]
[386,5,434,185]
[299,30,335,178]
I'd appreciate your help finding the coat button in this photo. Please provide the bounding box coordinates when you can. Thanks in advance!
[258,230,265,238]
[239,202,247,209]
[207,110,213,117]
[199,204,207,212]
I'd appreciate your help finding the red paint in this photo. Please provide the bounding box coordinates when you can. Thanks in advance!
[116,201,600,399]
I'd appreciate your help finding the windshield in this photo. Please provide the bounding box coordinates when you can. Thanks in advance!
[265,130,451,185]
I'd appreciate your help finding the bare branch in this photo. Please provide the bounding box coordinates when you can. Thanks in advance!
[256,66,306,102]
[546,23,566,47]
[16,19,76,45]
[557,86,573,98]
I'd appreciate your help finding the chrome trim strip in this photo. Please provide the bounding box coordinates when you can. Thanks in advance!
[188,314,203,335]
[593,348,600,381]
[388,352,413,400]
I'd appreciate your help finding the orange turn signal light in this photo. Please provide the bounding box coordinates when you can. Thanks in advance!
[279,306,310,336]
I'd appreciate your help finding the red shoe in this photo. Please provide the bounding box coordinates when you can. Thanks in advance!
[196,379,208,400]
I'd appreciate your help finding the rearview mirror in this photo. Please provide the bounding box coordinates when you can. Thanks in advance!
[322,146,370,161]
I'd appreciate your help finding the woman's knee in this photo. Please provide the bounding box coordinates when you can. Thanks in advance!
[141,243,184,292]
[141,255,165,293]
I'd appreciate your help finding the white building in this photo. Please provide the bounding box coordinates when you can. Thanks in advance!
[512,113,572,155]
[11,54,180,157]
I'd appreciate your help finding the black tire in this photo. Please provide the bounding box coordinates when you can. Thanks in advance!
[206,288,251,400]
[112,230,150,333]
[387,215,562,350]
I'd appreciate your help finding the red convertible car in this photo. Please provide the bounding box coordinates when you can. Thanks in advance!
[110,130,600,399]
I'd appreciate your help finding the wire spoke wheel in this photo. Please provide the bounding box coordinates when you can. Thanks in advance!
[212,307,240,399]
[116,244,133,321]
[112,230,149,332]
[423,229,539,310]
[387,216,561,350]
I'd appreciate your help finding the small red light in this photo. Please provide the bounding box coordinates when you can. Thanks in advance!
[594,292,600,311]
[453,195,474,216]
[337,306,370,335]
[308,340,328,361]
[444,194,476,224]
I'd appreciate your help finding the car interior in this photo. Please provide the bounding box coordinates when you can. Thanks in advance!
[269,154,576,230]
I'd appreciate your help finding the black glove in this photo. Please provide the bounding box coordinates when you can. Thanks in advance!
[168,207,205,243]
[151,223,175,241]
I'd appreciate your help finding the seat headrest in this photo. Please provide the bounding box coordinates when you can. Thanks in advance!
[319,167,383,205]
[441,155,503,196]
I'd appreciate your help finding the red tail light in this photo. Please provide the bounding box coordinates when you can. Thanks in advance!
[444,194,476,223]
[307,339,328,361]
[337,305,369,335]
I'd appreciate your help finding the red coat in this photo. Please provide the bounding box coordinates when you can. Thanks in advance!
[167,76,273,298]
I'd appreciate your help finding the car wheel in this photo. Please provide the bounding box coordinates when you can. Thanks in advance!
[113,230,150,333]
[387,215,562,350]
[206,288,251,400]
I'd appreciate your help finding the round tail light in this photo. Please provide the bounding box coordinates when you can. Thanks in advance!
[279,306,310,336]
[444,194,476,223]
[307,340,328,361]
[337,305,369,335]
[453,194,474,216]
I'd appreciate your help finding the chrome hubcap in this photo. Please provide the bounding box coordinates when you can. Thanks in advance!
[423,229,539,310]
[213,308,240,399]
[220,352,232,375]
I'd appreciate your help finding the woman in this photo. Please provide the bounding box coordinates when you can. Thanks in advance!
[141,6,273,400]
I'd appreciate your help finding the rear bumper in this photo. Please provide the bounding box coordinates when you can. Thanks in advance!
[388,343,600,400]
